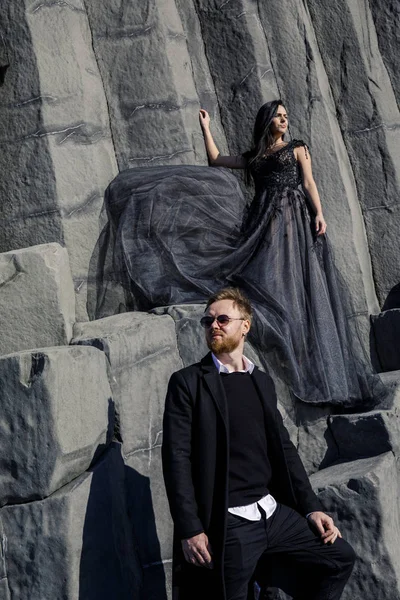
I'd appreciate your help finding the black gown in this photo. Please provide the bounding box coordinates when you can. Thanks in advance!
[100,140,385,406]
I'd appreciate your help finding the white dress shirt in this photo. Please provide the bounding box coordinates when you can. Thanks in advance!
[212,353,277,521]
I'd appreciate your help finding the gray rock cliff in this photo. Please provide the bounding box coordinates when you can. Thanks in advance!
[0,2,399,599]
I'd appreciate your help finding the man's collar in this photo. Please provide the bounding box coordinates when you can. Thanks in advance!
[211,352,255,374]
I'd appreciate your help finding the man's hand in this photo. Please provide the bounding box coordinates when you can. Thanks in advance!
[182,532,214,569]
[307,511,342,545]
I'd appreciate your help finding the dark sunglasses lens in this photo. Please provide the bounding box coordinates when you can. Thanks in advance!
[200,315,232,328]
[216,315,230,325]
[200,316,214,328]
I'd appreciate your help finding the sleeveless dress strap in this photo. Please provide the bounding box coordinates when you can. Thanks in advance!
[291,139,309,158]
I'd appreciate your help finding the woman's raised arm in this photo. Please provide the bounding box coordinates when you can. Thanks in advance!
[199,109,246,169]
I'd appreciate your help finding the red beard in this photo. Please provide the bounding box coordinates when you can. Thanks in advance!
[207,333,241,354]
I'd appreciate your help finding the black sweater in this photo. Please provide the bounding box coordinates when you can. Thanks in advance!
[221,372,272,507]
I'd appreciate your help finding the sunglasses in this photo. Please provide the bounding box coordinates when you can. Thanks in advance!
[200,315,245,329]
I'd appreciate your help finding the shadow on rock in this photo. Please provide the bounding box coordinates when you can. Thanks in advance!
[125,466,168,600]
[382,283,400,311]
[0,32,9,86]
[79,401,142,599]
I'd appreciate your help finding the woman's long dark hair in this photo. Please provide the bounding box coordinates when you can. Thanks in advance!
[243,99,286,183]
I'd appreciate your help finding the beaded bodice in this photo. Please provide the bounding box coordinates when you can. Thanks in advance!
[249,139,306,195]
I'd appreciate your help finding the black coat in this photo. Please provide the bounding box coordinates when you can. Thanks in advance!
[162,353,323,600]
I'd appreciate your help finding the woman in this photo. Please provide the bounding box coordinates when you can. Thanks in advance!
[195,99,382,405]
[199,101,326,236]
[102,100,384,405]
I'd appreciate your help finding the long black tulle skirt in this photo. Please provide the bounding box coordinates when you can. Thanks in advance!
[96,165,385,406]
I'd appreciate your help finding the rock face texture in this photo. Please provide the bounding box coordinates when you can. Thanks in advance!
[1,444,141,600]
[0,243,75,355]
[0,2,399,599]
[0,242,399,599]
[0,1,118,320]
[311,453,400,600]
[0,244,143,599]
[72,311,183,595]
[0,344,112,506]
[0,0,399,318]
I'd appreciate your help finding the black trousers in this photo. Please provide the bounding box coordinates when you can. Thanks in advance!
[224,503,356,600]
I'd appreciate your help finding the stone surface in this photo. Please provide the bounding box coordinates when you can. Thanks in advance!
[2,1,399,319]
[0,345,112,506]
[0,443,141,600]
[84,0,206,170]
[311,453,400,600]
[125,447,172,567]
[150,304,208,366]
[125,447,172,600]
[377,370,400,410]
[296,413,337,476]
[0,243,75,356]
[296,370,400,475]
[174,0,229,154]
[81,0,389,353]
[72,312,182,599]
[0,519,10,599]
[72,311,183,457]
[370,0,400,107]
[192,0,280,161]
[306,0,400,306]
[256,0,380,342]
[0,2,118,320]
[189,0,381,334]
[1,3,400,599]
[371,309,400,372]
[0,580,10,600]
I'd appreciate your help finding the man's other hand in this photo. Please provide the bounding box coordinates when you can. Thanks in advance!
[182,532,214,568]
[307,511,342,545]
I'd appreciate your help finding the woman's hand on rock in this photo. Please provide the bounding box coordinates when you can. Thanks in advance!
[199,109,210,130]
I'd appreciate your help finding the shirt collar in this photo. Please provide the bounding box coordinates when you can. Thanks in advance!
[211,353,255,374]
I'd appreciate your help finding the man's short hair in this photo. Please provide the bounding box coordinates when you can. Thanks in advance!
[206,287,253,322]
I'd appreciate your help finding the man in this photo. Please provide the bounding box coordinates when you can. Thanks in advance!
[162,288,355,600]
